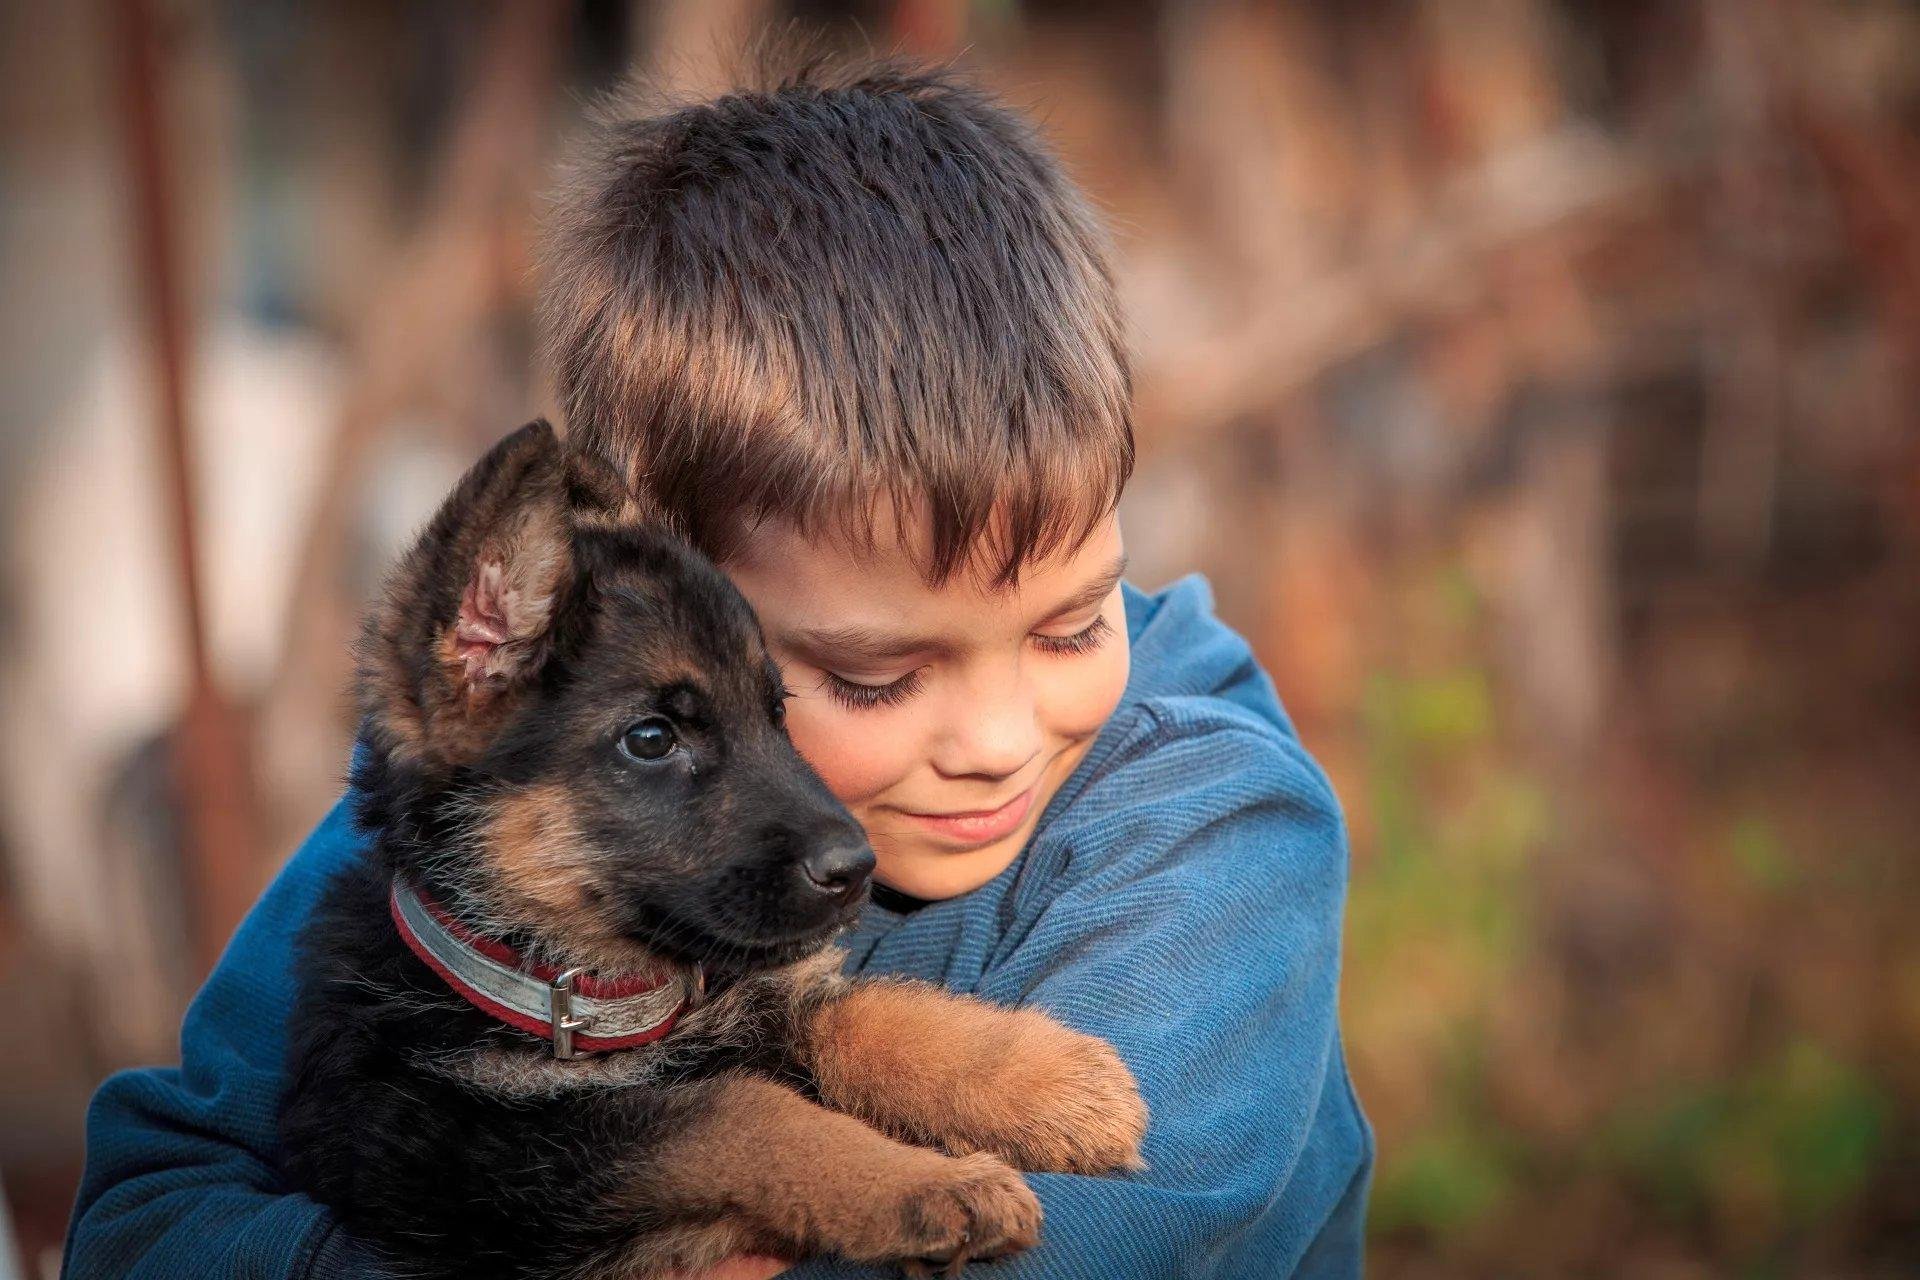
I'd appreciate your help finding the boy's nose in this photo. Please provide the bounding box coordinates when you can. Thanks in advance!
[934,675,1044,781]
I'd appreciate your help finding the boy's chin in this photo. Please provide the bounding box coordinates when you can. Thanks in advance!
[873,835,1028,902]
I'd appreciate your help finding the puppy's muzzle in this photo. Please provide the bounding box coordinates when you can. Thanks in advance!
[799,839,875,906]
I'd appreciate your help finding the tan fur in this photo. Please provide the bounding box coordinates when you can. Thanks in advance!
[638,1073,1041,1275]
[587,1221,767,1280]
[478,785,660,975]
[483,784,593,918]
[806,981,1149,1176]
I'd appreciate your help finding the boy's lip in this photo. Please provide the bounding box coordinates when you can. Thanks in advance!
[897,783,1038,848]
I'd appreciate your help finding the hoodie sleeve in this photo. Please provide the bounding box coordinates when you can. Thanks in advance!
[62,798,390,1279]
[789,713,1374,1279]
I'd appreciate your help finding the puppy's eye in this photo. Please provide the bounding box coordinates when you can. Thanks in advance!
[618,717,678,762]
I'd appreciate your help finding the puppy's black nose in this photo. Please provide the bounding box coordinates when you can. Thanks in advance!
[800,840,875,904]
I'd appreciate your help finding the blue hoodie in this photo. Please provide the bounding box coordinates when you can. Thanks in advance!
[64,576,1372,1279]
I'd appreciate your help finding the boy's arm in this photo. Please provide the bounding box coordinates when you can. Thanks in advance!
[788,718,1374,1280]
[63,798,388,1279]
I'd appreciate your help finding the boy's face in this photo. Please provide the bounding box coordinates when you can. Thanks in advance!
[723,506,1130,901]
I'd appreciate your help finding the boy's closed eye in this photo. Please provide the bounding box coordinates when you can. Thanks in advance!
[1030,612,1114,656]
[815,613,1116,713]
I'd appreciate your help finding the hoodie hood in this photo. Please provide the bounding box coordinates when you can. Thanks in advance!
[1119,575,1297,740]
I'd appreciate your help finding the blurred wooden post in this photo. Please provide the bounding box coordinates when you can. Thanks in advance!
[111,0,262,973]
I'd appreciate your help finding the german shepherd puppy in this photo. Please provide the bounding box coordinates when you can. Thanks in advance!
[278,421,1147,1279]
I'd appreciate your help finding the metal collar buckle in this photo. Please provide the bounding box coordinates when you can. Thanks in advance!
[546,964,707,1060]
[547,968,594,1060]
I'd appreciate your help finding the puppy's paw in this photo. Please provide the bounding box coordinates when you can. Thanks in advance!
[871,1153,1042,1274]
[987,1027,1149,1175]
[1029,1036,1144,1174]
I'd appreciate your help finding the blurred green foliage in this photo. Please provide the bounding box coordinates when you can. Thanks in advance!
[1339,560,1913,1274]
[1602,1041,1888,1230]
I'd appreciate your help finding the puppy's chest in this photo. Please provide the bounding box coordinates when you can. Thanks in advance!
[417,1041,677,1098]
[404,975,797,1100]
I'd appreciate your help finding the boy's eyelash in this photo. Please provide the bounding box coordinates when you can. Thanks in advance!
[819,617,1110,712]
[822,668,925,712]
[1031,615,1112,657]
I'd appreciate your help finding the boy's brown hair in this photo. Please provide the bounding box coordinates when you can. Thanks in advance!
[538,43,1133,587]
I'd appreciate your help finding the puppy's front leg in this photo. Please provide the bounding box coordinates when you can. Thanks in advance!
[634,1074,1041,1278]
[802,981,1148,1176]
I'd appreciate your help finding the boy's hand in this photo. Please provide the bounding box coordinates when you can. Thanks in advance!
[807,981,1149,1176]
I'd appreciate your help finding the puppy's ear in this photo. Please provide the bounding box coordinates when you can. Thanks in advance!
[360,420,577,767]
[564,442,659,530]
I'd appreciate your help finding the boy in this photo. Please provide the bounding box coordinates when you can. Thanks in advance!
[65,54,1371,1278]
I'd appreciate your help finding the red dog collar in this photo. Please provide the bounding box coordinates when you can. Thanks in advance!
[389,876,701,1058]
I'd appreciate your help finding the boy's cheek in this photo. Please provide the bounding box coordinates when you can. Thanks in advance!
[1034,605,1132,744]
[1055,633,1131,740]
[782,700,912,808]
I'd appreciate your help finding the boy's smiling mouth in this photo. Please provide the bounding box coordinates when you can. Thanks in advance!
[893,781,1039,848]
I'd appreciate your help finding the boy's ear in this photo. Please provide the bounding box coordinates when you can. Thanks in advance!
[360,420,578,767]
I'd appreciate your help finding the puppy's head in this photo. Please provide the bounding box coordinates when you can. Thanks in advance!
[358,420,873,975]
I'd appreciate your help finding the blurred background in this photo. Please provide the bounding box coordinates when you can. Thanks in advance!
[2,0,1916,1275]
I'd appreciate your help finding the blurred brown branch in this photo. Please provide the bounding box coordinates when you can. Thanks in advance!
[110,0,261,971]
